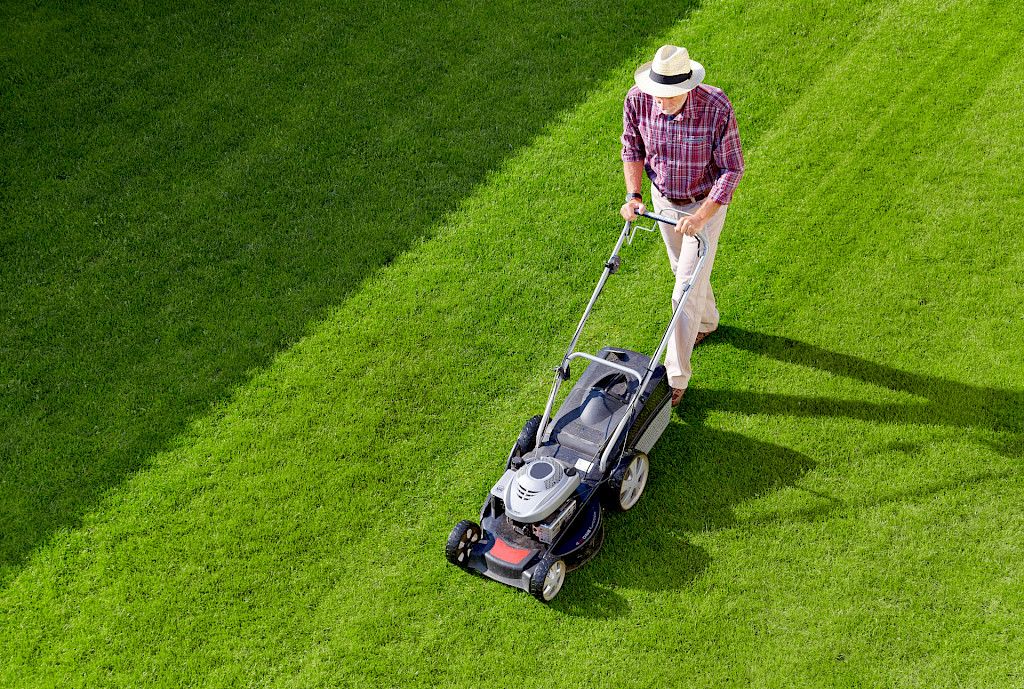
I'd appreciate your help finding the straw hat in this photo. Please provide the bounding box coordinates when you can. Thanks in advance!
[634,45,705,97]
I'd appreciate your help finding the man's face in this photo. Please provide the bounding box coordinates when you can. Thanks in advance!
[655,93,688,115]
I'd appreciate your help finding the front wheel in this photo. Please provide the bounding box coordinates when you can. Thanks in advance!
[529,557,567,602]
[445,520,482,568]
[514,415,542,457]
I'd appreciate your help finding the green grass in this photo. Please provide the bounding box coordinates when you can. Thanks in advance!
[0,0,696,581]
[2,0,1023,687]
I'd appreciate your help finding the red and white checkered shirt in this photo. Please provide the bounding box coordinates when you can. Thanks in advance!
[621,84,744,204]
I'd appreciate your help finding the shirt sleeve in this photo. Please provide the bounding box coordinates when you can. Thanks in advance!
[708,106,744,204]
[620,93,646,163]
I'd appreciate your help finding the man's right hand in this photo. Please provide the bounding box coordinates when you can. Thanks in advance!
[620,199,646,221]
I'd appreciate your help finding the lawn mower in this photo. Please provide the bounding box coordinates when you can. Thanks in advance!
[445,208,708,602]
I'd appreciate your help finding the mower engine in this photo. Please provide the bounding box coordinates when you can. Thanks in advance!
[531,499,577,544]
[491,457,582,544]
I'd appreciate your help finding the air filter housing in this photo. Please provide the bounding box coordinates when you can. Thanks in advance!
[503,459,581,523]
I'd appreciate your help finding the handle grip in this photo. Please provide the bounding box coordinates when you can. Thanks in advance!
[637,209,691,224]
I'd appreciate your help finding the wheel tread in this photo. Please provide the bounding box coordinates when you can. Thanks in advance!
[445,519,481,568]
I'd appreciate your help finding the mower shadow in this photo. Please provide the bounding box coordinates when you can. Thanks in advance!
[554,324,1022,617]
[0,0,702,584]
[556,423,814,618]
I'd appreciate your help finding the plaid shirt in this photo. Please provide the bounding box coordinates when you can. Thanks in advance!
[621,84,744,204]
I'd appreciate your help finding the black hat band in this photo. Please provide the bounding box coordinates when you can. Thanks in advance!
[649,69,693,85]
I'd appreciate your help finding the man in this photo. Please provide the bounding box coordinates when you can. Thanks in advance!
[620,44,744,406]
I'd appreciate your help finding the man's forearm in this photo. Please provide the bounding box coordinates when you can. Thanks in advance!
[694,198,722,224]
[623,161,644,196]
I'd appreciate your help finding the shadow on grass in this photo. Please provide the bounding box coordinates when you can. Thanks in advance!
[696,326,1024,442]
[555,324,1022,617]
[0,0,700,582]
[557,424,814,619]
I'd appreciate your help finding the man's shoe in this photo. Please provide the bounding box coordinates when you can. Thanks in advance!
[694,330,713,347]
[671,387,685,407]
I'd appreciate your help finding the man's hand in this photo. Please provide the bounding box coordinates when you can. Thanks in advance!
[675,200,722,236]
[620,199,646,221]
[674,213,707,236]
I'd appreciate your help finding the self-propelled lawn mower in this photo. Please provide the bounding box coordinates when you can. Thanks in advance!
[445,209,708,602]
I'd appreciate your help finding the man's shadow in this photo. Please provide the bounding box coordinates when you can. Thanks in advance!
[555,325,1022,617]
[698,325,1023,452]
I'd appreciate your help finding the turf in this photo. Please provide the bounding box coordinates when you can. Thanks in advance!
[2,0,1023,687]
[0,0,696,580]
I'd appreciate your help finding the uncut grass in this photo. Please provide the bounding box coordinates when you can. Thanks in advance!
[4,0,1024,687]
[0,0,698,581]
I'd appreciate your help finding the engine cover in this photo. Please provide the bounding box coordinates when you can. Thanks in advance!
[504,458,581,524]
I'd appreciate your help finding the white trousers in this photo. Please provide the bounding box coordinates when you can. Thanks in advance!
[651,185,727,390]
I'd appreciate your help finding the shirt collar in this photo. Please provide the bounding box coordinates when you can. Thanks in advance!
[653,89,699,121]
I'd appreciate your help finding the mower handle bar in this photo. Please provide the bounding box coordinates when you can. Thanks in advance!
[565,352,643,383]
[637,209,688,225]
[535,207,709,451]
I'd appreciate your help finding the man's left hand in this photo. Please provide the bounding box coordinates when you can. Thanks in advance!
[674,214,707,236]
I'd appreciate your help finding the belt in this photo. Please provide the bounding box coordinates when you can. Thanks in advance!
[653,185,707,206]
[667,192,707,206]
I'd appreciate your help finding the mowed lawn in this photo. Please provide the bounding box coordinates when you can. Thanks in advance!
[2,0,1023,686]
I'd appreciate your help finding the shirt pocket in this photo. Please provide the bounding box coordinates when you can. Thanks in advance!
[677,131,712,164]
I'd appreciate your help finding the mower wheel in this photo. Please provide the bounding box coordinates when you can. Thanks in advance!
[605,451,650,512]
[514,415,543,456]
[445,520,482,569]
[529,557,567,602]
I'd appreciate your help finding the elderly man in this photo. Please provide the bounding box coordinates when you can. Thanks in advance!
[620,45,744,406]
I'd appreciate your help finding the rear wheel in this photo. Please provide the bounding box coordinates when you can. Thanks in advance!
[445,520,482,568]
[606,451,649,512]
[529,557,566,602]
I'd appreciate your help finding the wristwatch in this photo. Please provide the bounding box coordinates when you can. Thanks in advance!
[626,192,642,202]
